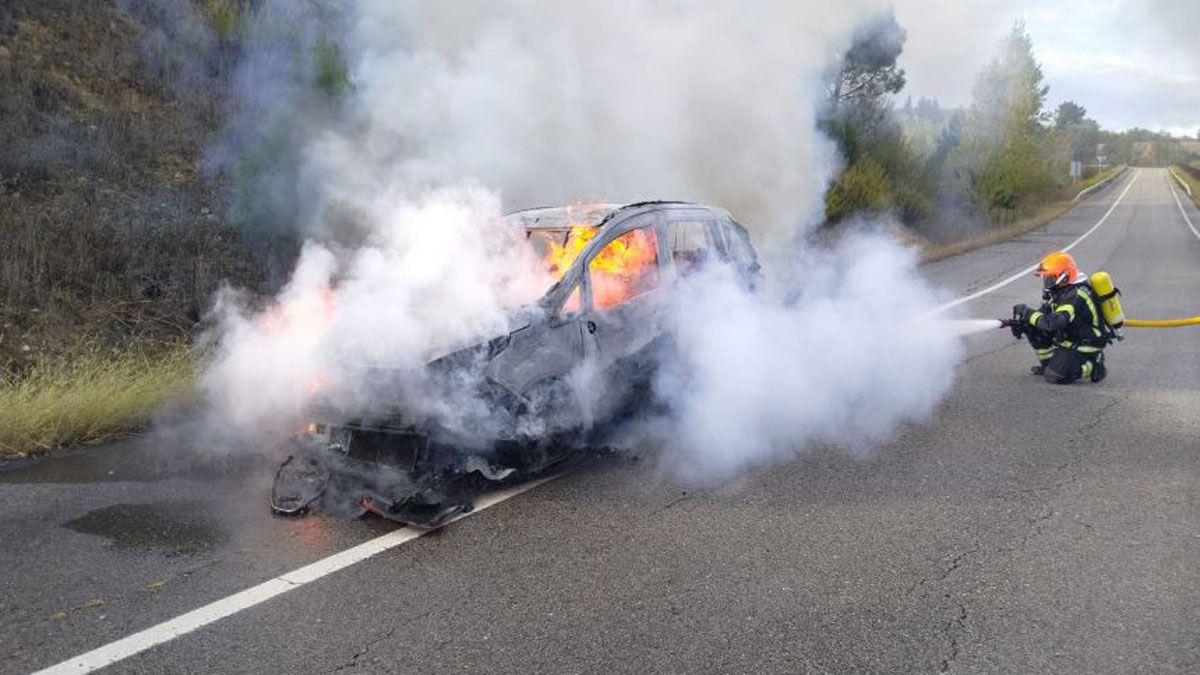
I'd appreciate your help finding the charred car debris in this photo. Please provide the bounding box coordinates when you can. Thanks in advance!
[271,201,762,527]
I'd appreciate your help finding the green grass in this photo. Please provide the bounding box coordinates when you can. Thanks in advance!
[0,346,199,459]
[1076,164,1124,193]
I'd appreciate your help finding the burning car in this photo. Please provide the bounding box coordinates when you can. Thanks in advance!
[272,201,761,527]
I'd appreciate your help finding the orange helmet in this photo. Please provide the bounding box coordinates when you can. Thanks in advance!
[1034,251,1079,290]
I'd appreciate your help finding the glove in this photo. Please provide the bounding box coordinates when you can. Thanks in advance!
[1012,303,1034,324]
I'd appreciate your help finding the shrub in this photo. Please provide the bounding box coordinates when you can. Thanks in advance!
[313,35,351,100]
[825,156,892,223]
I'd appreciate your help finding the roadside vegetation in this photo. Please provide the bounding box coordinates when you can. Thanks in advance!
[1075,164,1124,193]
[1171,164,1200,207]
[0,345,198,459]
[0,0,344,458]
[823,17,1200,240]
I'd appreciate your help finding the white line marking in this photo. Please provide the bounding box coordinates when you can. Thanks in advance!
[1167,172,1200,241]
[34,477,555,675]
[933,169,1141,313]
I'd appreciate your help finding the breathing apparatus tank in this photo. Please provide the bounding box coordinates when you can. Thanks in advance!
[1089,271,1124,330]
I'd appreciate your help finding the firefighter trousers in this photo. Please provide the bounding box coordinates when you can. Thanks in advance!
[1027,329,1101,384]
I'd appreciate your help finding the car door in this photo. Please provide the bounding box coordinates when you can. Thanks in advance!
[579,212,667,368]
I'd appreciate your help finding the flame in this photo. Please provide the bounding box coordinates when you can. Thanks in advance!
[305,375,332,395]
[259,288,338,397]
[589,228,658,309]
[262,288,337,336]
[542,226,597,278]
[536,225,659,311]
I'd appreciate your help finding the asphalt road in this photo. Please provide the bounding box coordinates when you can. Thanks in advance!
[2,168,1198,673]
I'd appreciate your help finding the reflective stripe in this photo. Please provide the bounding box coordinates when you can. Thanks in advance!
[1029,310,1044,325]
[1056,304,1075,321]
[1076,286,1103,338]
[1081,361,1093,378]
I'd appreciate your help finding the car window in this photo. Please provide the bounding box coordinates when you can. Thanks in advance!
[588,227,659,310]
[715,218,756,267]
[666,219,716,276]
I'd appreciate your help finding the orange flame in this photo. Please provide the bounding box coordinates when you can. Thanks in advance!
[259,288,338,396]
[536,225,659,311]
[261,288,336,336]
[542,226,597,278]
[589,228,658,309]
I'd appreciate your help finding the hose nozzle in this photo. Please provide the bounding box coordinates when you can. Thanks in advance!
[999,317,1025,339]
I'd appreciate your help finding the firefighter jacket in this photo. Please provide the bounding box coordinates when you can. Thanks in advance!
[1027,282,1106,354]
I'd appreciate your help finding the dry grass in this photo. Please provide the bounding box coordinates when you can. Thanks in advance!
[0,346,199,459]
[1170,165,1200,207]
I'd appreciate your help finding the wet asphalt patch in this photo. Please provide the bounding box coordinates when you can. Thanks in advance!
[63,501,223,556]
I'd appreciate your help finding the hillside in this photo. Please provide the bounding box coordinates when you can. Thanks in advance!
[0,0,258,368]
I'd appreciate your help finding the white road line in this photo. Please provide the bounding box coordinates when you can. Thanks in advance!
[34,477,555,675]
[1167,172,1200,241]
[933,169,1141,313]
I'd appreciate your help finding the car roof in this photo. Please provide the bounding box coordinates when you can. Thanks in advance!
[503,204,624,229]
[504,201,733,230]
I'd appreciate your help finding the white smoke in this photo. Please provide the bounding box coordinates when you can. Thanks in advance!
[654,231,960,483]
[294,0,890,240]
[200,0,970,482]
[201,184,543,438]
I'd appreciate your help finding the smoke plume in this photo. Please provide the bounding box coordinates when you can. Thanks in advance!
[195,0,967,482]
[653,231,960,482]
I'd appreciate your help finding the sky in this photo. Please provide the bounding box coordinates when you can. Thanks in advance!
[891,0,1200,136]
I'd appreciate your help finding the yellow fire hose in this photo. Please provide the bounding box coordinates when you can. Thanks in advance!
[1125,316,1200,328]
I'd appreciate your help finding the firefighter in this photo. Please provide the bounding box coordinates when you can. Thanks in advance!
[1013,251,1108,384]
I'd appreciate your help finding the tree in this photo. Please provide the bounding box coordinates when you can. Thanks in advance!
[914,97,945,124]
[950,20,1056,219]
[823,11,908,159]
[828,10,907,107]
[967,20,1048,135]
[1066,118,1101,162]
[1054,101,1087,129]
[820,11,942,226]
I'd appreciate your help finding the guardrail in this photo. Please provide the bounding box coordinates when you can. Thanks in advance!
[1168,166,1193,197]
[1074,165,1128,202]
